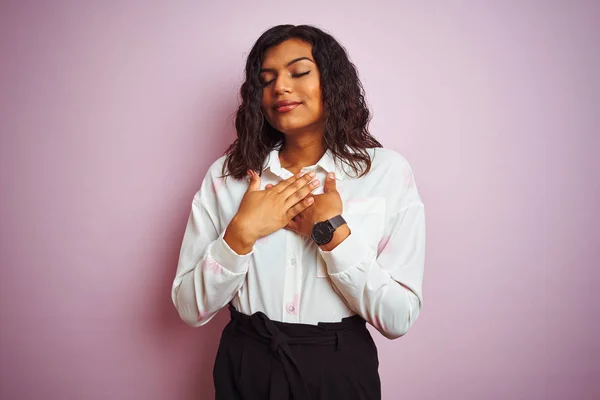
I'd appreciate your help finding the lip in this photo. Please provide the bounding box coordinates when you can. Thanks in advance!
[273,100,301,113]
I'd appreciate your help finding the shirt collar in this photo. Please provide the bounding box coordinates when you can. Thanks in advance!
[263,147,346,181]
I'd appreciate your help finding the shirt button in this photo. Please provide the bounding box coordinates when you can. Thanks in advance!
[287,305,295,313]
[290,257,297,267]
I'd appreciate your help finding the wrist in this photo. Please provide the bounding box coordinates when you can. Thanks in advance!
[318,224,351,252]
[225,215,256,255]
[314,211,341,224]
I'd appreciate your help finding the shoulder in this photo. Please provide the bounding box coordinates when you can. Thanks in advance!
[363,148,421,199]
[205,154,228,178]
[193,154,240,204]
[367,147,414,173]
[196,154,228,192]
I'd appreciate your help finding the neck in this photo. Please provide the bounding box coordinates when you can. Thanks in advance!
[279,134,326,174]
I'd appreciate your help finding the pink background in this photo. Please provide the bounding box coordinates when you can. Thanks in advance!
[1,1,598,399]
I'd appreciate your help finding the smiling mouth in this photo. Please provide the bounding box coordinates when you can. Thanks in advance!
[275,103,301,113]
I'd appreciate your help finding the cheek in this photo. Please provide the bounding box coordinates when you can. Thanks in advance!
[306,82,322,108]
[261,93,268,108]
[261,96,271,116]
[306,87,323,114]
[306,80,321,99]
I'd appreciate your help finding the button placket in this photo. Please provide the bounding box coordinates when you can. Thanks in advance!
[282,233,304,321]
[292,236,303,321]
[278,168,303,322]
[282,230,296,321]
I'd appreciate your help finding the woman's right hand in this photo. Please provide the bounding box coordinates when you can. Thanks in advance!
[226,170,320,249]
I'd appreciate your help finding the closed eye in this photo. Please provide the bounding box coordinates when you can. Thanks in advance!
[293,71,311,78]
[260,70,311,87]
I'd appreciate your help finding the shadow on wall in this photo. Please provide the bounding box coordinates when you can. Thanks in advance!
[148,196,232,399]
[146,105,238,399]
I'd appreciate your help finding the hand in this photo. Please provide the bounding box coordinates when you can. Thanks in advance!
[233,169,321,243]
[266,172,342,239]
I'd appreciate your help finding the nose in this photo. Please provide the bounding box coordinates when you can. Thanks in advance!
[273,74,292,95]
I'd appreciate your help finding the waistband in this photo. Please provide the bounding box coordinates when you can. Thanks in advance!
[228,304,366,339]
[227,304,367,400]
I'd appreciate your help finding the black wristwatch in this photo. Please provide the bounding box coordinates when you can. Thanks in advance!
[311,215,347,245]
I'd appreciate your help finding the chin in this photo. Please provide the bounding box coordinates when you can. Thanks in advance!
[276,124,308,134]
[272,119,322,136]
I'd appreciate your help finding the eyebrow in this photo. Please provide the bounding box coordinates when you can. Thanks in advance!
[260,57,315,73]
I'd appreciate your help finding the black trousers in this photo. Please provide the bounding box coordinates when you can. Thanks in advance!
[213,305,381,400]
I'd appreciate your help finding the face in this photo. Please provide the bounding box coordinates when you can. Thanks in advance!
[259,39,324,136]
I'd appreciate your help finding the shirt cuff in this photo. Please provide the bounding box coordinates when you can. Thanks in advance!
[318,230,370,275]
[209,229,254,274]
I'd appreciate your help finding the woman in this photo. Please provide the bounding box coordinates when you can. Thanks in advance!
[172,24,426,400]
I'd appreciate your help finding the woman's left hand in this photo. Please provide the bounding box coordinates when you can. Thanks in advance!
[266,172,342,239]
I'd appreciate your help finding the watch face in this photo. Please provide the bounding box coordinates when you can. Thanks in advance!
[311,221,334,244]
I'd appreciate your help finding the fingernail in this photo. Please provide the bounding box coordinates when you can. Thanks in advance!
[298,172,306,177]
[329,172,335,179]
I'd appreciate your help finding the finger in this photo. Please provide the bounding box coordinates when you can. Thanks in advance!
[286,196,314,220]
[265,184,274,190]
[280,171,316,200]
[284,177,320,209]
[274,171,311,194]
[285,219,299,233]
[323,172,337,193]
[247,170,261,192]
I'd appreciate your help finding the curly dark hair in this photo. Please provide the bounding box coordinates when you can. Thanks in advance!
[222,24,383,180]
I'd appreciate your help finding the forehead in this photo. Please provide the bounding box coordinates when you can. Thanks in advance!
[261,39,314,67]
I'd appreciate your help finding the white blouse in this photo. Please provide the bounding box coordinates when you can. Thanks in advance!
[171,147,426,339]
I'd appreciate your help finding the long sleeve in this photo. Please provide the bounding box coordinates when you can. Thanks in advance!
[318,163,426,339]
[171,173,253,327]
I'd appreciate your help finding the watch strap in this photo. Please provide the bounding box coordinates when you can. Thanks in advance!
[328,215,346,230]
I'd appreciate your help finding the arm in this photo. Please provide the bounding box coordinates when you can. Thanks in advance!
[319,202,425,339]
[317,155,426,339]
[171,175,254,327]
